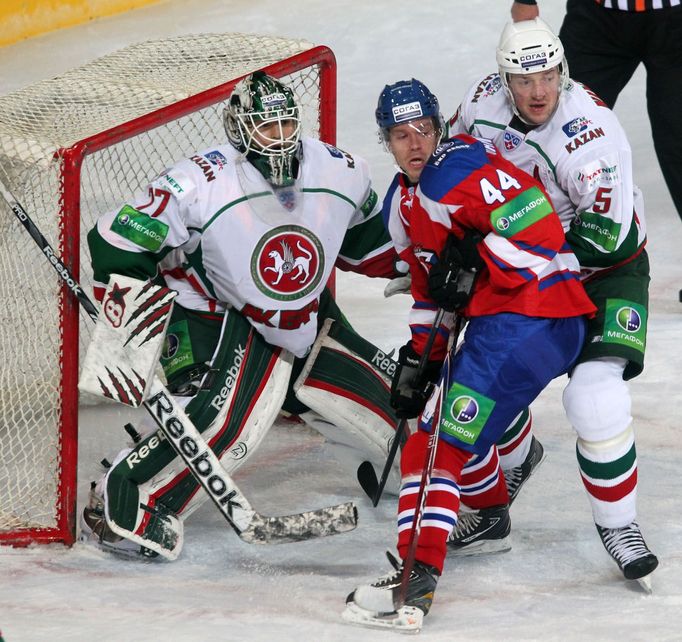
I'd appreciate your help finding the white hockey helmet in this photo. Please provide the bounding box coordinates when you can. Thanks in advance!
[223,71,302,187]
[496,18,569,112]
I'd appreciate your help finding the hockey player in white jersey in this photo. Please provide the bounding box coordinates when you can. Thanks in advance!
[447,17,658,587]
[80,71,403,560]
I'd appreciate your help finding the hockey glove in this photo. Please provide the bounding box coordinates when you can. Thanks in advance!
[390,343,442,419]
[427,229,484,312]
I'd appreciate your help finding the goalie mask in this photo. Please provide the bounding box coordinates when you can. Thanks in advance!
[375,78,444,149]
[496,18,569,121]
[224,71,302,187]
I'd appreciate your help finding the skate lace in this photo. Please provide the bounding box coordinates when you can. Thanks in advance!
[599,522,651,566]
[449,510,482,539]
[504,467,524,498]
[371,551,405,588]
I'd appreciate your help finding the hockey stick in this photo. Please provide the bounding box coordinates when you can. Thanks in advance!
[0,178,358,544]
[397,314,463,608]
[357,307,446,506]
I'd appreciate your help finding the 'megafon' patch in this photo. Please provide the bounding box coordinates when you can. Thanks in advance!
[602,298,647,353]
[111,205,169,251]
[440,382,495,446]
[490,186,553,238]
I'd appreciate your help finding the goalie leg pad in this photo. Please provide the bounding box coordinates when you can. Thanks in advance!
[80,452,184,561]
[94,310,293,551]
[294,319,400,489]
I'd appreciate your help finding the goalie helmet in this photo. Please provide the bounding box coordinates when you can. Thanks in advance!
[375,78,444,147]
[223,71,302,187]
[496,18,569,115]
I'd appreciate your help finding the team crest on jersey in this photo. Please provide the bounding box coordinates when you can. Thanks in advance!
[561,116,591,138]
[504,130,522,150]
[399,185,415,223]
[251,225,325,301]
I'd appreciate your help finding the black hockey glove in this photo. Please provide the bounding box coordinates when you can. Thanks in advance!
[427,229,484,312]
[390,343,442,419]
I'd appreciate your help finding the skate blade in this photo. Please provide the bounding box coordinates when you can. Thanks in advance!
[447,535,511,557]
[635,573,653,594]
[342,601,423,633]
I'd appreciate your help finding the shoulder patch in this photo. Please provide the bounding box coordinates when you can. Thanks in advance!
[490,186,553,238]
[472,73,502,104]
[322,142,356,169]
[155,167,194,200]
[110,204,169,251]
[205,150,228,169]
[360,189,379,218]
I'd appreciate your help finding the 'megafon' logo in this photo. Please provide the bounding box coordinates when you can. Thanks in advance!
[616,307,641,333]
[450,396,479,423]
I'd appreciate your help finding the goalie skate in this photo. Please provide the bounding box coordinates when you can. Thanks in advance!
[79,486,159,560]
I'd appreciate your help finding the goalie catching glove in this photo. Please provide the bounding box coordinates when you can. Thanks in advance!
[427,229,484,312]
[390,343,442,419]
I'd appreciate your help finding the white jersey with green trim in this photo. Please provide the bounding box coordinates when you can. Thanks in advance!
[449,74,646,276]
[92,137,391,357]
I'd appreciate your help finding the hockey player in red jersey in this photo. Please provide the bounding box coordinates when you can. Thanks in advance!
[343,80,595,632]
[378,79,545,557]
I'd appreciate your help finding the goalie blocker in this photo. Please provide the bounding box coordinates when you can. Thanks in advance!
[82,285,401,559]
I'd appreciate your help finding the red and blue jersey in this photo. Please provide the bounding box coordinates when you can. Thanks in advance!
[401,134,596,358]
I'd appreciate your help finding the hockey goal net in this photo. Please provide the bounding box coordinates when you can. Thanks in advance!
[0,33,336,546]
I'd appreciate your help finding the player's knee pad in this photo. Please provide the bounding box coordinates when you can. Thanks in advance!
[562,358,632,443]
[294,319,398,462]
[576,424,635,459]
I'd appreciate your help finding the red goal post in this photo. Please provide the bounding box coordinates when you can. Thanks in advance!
[0,33,336,546]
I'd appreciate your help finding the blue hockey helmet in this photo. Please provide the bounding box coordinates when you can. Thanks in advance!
[375,78,444,143]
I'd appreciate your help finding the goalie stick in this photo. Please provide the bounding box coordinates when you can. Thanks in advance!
[356,307,446,506]
[0,178,358,544]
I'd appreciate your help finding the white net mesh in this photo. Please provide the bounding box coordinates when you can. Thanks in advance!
[0,32,331,541]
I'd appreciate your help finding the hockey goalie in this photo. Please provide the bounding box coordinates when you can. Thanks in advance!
[78,71,408,560]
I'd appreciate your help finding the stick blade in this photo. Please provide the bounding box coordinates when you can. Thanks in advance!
[239,501,358,544]
[357,461,379,503]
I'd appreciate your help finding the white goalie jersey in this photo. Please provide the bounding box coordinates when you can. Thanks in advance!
[90,138,394,357]
[448,74,646,275]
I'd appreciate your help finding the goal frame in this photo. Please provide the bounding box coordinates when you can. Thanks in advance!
[0,44,336,547]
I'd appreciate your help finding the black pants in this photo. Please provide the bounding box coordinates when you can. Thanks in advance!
[560,0,682,223]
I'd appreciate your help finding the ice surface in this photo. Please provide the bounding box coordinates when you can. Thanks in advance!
[1,1,681,640]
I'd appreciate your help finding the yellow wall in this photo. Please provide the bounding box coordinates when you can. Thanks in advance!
[0,0,162,47]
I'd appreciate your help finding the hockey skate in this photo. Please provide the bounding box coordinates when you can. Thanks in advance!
[79,484,159,559]
[504,435,545,504]
[596,521,659,592]
[447,504,511,556]
[343,551,439,633]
